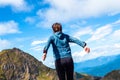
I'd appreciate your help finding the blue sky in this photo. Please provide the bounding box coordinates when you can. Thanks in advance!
[0,0,120,68]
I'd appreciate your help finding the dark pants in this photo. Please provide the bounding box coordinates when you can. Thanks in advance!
[55,57,74,80]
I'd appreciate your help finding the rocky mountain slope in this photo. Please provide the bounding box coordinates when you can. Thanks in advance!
[102,70,120,80]
[0,48,58,80]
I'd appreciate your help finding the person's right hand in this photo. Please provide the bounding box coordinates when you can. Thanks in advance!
[84,46,90,53]
[42,53,47,61]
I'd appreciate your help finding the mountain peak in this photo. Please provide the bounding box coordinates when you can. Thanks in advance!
[0,48,58,80]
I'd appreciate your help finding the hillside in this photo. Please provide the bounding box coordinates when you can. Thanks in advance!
[102,70,120,80]
[0,48,58,80]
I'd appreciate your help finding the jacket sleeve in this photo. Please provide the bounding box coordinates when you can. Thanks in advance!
[68,35,86,48]
[43,36,53,53]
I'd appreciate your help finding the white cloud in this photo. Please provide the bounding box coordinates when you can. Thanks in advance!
[111,30,120,41]
[114,43,120,48]
[73,27,93,39]
[0,39,11,51]
[31,40,47,46]
[0,20,20,35]
[31,40,47,52]
[72,50,89,62]
[112,19,120,25]
[30,45,43,52]
[0,0,32,12]
[37,0,120,27]
[88,24,112,42]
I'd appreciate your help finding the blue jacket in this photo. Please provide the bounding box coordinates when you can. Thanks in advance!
[43,32,86,60]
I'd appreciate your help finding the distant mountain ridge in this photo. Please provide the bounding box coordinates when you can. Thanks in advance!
[75,54,120,76]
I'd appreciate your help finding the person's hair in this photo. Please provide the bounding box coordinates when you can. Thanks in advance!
[52,22,62,33]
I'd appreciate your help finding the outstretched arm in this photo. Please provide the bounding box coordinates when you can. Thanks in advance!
[68,36,86,48]
[42,36,52,61]
[68,35,90,53]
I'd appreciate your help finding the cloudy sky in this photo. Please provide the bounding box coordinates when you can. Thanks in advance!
[0,0,120,68]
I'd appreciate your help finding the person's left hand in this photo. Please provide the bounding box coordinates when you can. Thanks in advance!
[42,53,47,61]
[84,46,90,53]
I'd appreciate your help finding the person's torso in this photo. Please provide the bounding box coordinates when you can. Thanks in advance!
[51,32,72,60]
